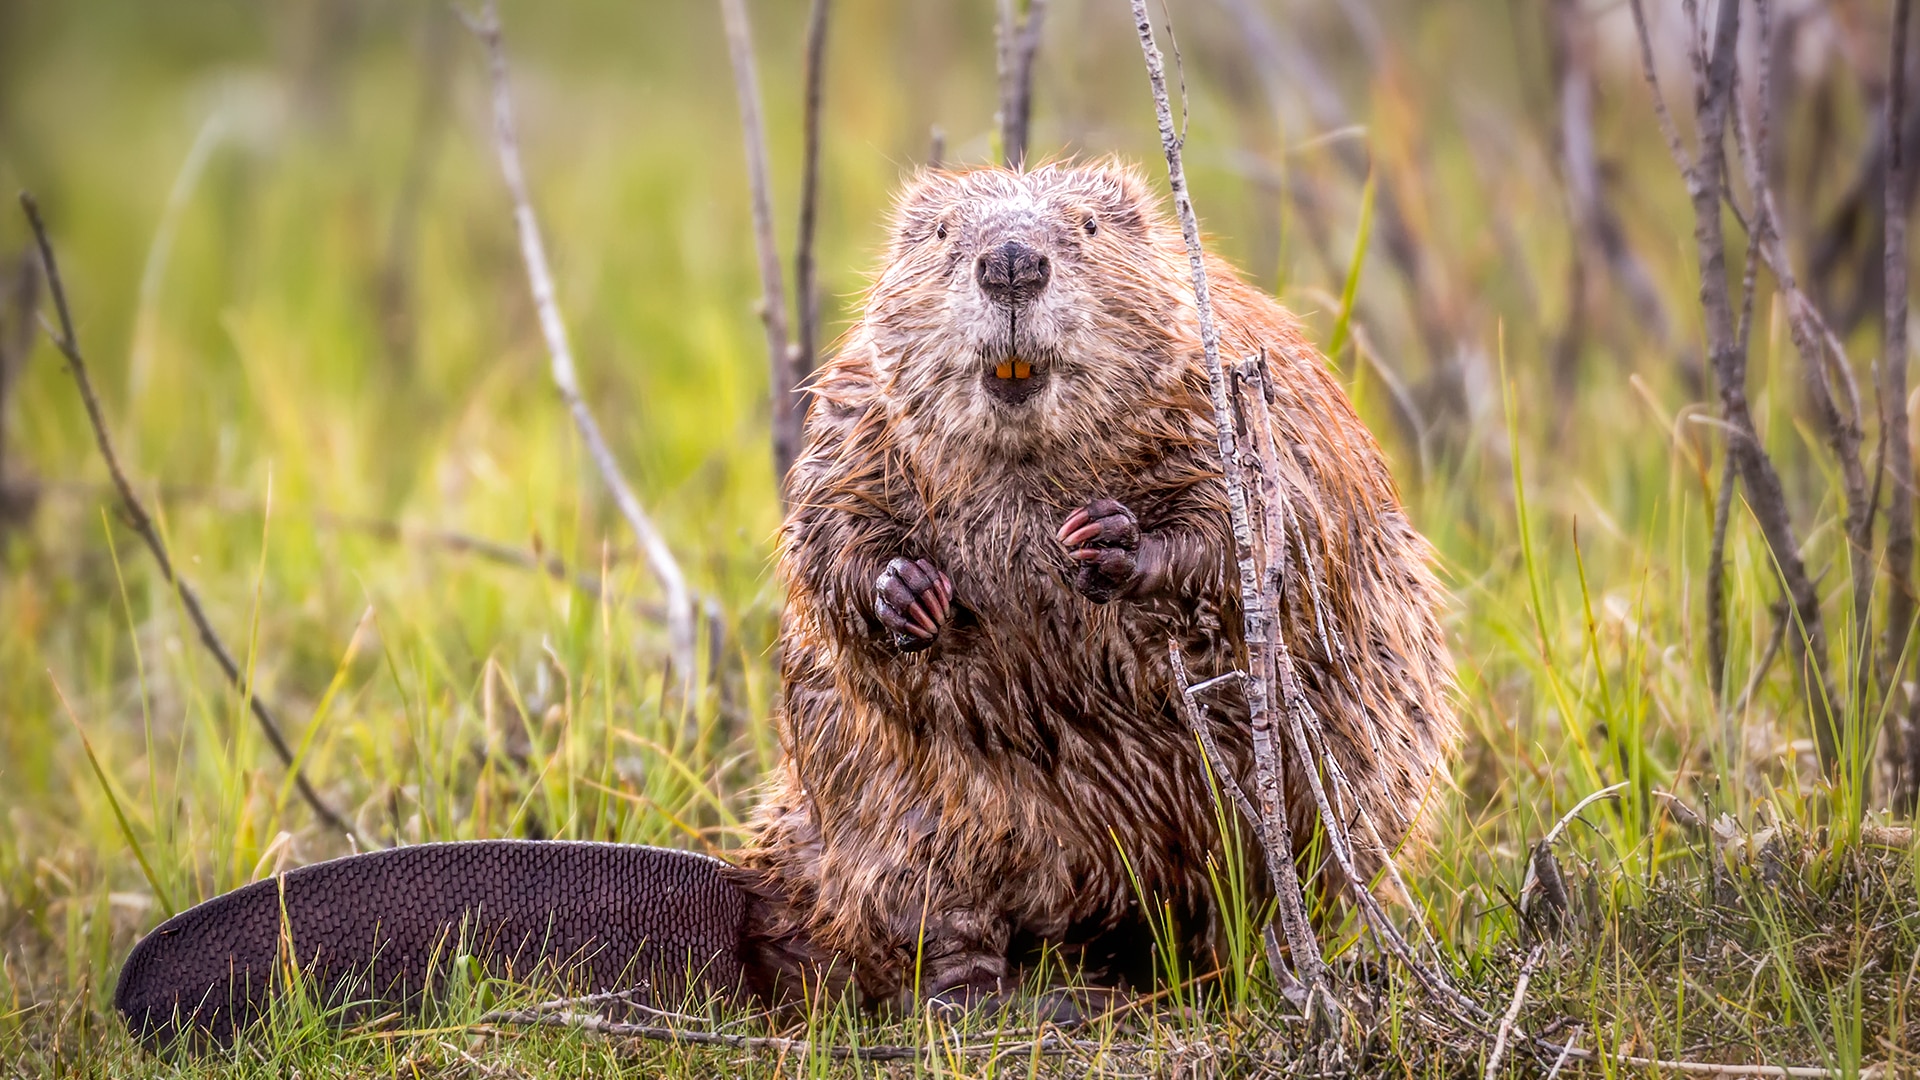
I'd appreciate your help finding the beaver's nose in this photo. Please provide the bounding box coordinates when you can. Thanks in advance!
[974,240,1051,306]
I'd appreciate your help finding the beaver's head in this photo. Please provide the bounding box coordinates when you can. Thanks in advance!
[859,162,1196,463]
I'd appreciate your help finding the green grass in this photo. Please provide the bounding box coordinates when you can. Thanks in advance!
[2,0,1918,1075]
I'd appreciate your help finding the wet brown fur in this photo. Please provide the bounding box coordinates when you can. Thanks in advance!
[734,161,1458,1009]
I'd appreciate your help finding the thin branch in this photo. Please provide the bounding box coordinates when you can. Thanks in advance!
[1625,0,1689,177]
[1171,642,1261,836]
[1883,0,1918,812]
[478,1007,1108,1063]
[1484,944,1544,1080]
[1541,780,1632,848]
[19,191,368,847]
[0,249,39,524]
[1630,0,1841,771]
[1733,0,1875,749]
[1169,638,1298,992]
[1130,0,1324,1001]
[792,0,830,388]
[997,0,1048,170]
[1543,1026,1581,1080]
[461,2,697,695]
[1230,349,1480,1019]
[1548,0,1695,396]
[719,0,803,499]
[1549,1046,1877,1079]
[1707,449,1736,703]
[1733,599,1791,718]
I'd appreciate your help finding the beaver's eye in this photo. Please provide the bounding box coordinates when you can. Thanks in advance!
[1083,216,1098,236]
[935,222,948,241]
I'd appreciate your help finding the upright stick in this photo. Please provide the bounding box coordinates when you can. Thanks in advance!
[1128,0,1323,996]
[1885,0,1918,810]
[998,0,1048,170]
[1628,0,1840,771]
[719,0,804,498]
[465,2,697,696]
[792,0,831,390]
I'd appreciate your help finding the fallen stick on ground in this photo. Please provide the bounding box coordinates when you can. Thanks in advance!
[20,191,370,849]
[474,1007,1113,1064]
[462,0,697,699]
[1483,944,1544,1080]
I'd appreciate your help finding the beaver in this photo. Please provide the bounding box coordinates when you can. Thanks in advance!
[736,160,1458,1010]
[113,160,1456,1044]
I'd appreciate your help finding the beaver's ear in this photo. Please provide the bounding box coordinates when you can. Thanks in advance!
[887,168,963,250]
[1080,159,1155,234]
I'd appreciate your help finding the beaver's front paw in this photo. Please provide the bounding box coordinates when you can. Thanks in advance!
[1058,499,1143,604]
[876,557,953,652]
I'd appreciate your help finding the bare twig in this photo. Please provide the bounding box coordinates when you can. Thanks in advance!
[1171,643,1261,830]
[1732,0,1876,756]
[1484,944,1544,1080]
[1707,449,1736,703]
[0,249,39,524]
[1732,600,1791,717]
[1541,780,1631,848]
[479,1006,1106,1063]
[1131,0,1323,1002]
[928,124,946,169]
[1624,0,1689,190]
[718,0,803,500]
[504,985,710,1026]
[19,191,368,847]
[1809,39,1920,340]
[1224,351,1480,1019]
[462,2,697,696]
[1709,46,1769,711]
[997,0,1048,170]
[35,476,646,613]
[792,0,830,389]
[1170,639,1298,991]
[1547,0,1695,397]
[1543,1026,1581,1080]
[1884,0,1919,813]
[1551,1048,1878,1079]
[1629,0,1841,769]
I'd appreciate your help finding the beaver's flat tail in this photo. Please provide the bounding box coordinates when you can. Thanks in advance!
[115,840,750,1048]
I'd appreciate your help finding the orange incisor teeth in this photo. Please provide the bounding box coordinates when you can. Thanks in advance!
[995,360,1014,379]
[1012,360,1031,379]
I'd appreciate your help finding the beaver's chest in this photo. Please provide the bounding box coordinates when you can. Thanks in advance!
[883,498,1195,758]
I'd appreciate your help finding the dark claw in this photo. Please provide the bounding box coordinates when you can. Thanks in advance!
[1058,499,1142,604]
[876,557,953,651]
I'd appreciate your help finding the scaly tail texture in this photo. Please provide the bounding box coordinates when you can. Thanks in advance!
[115,841,752,1048]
